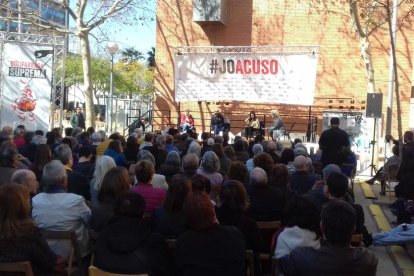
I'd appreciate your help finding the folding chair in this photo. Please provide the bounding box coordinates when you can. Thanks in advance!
[256,221,282,274]
[42,230,84,276]
[384,165,399,200]
[89,265,148,276]
[0,261,34,276]
[283,122,296,142]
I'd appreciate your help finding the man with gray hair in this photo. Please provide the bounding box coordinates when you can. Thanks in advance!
[246,143,263,173]
[11,169,38,196]
[182,153,200,177]
[289,155,320,195]
[247,167,285,221]
[32,160,91,259]
[54,144,90,200]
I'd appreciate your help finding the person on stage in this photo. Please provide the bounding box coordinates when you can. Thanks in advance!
[244,111,260,139]
[211,110,224,135]
[180,109,195,132]
[268,109,285,141]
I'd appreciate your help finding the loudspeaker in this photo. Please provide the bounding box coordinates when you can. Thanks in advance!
[366,93,383,118]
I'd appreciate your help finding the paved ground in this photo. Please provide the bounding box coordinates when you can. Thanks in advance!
[354,171,414,276]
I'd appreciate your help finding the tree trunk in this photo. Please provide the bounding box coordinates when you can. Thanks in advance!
[348,0,376,93]
[79,31,95,128]
[386,0,403,155]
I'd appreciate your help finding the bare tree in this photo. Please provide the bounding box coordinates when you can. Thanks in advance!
[0,0,152,128]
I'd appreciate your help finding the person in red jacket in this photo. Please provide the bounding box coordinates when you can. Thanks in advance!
[180,109,195,132]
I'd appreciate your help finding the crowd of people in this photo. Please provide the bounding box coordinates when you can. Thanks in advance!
[4,115,414,275]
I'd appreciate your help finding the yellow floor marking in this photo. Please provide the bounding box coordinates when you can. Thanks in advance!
[369,204,414,274]
[361,181,377,199]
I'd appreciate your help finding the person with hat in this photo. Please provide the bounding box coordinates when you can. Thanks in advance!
[180,109,195,132]
[268,109,285,141]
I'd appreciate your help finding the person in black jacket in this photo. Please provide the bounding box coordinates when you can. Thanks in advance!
[93,192,169,275]
[211,110,224,135]
[318,117,350,167]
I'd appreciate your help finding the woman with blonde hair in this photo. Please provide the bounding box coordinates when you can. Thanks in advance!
[268,109,285,141]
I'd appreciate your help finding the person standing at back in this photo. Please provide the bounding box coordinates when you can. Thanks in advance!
[318,117,349,167]
[70,107,86,130]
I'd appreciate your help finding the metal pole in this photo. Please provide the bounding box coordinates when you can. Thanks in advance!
[109,54,114,133]
[385,0,398,136]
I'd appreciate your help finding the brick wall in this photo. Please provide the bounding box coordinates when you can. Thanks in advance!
[154,0,414,137]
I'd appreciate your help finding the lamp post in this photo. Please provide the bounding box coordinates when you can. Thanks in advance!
[106,41,119,133]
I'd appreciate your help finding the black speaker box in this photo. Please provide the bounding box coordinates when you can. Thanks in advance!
[366,93,383,118]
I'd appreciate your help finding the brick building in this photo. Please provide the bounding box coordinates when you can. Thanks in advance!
[154,0,414,137]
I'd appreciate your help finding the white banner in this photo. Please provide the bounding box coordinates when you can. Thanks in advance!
[1,43,53,131]
[175,52,319,105]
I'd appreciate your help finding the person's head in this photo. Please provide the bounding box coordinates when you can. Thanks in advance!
[321,200,356,246]
[201,132,210,141]
[281,148,294,165]
[224,145,236,160]
[234,139,245,152]
[0,141,18,168]
[228,161,248,183]
[14,127,25,138]
[253,152,274,175]
[137,149,156,166]
[294,144,308,157]
[214,135,224,144]
[200,151,220,173]
[98,167,131,202]
[250,167,268,187]
[220,180,249,212]
[187,141,201,157]
[92,132,102,144]
[114,192,146,218]
[165,134,174,145]
[249,111,256,119]
[252,143,264,156]
[0,184,34,239]
[165,151,181,167]
[93,156,116,190]
[182,153,199,176]
[267,141,277,153]
[144,132,155,143]
[108,140,123,153]
[135,160,155,183]
[155,134,167,149]
[42,160,67,189]
[269,164,289,188]
[23,131,35,144]
[270,109,279,118]
[326,171,348,199]
[98,130,106,141]
[65,127,73,137]
[184,192,217,230]
[392,145,399,157]
[79,145,93,159]
[404,130,414,143]
[190,174,211,193]
[284,195,321,237]
[294,155,308,172]
[330,117,340,126]
[185,109,190,116]
[33,144,52,169]
[212,143,225,158]
[164,175,192,212]
[54,143,73,167]
[322,164,341,180]
[11,169,39,196]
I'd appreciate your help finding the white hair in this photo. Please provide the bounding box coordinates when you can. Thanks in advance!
[250,167,268,186]
[42,160,67,188]
[187,141,201,157]
[93,156,116,190]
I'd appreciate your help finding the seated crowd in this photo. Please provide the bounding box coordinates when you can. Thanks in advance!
[0,124,380,275]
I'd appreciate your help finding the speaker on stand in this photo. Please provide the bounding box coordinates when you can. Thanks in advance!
[366,93,383,176]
